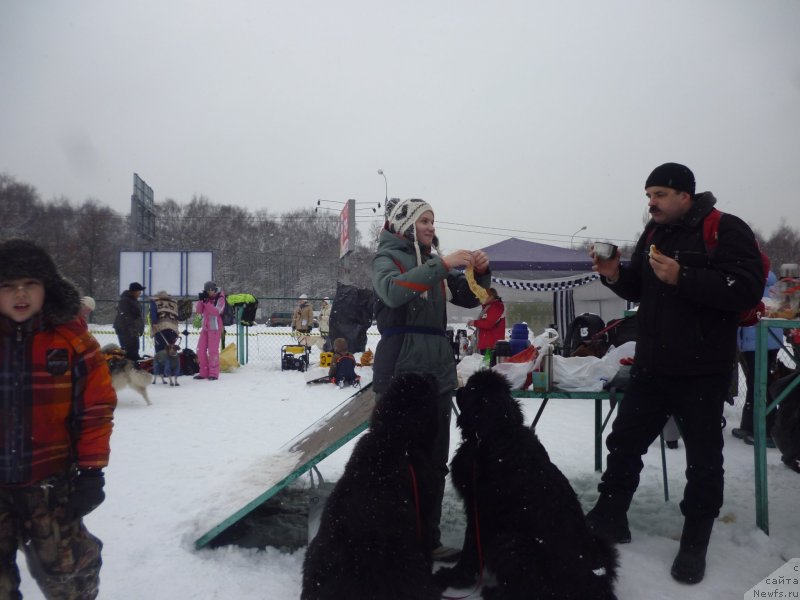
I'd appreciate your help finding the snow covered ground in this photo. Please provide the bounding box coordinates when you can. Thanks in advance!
[17,327,800,599]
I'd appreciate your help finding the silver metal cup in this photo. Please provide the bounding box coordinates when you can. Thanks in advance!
[593,242,618,261]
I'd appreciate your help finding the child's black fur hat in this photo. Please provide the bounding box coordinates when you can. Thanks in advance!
[0,238,81,325]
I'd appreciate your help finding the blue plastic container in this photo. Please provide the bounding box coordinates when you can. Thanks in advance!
[509,322,531,355]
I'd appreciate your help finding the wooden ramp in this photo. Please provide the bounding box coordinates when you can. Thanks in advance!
[194,383,375,550]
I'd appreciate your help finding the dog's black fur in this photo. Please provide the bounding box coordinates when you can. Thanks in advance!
[435,370,618,600]
[302,373,442,600]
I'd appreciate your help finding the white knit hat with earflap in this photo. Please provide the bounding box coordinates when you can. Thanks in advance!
[387,199,434,241]
[387,198,436,298]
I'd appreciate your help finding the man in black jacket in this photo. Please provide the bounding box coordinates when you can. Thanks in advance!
[585,163,763,584]
[113,282,145,361]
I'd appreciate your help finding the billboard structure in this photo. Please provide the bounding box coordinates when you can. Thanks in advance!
[119,251,213,296]
[338,199,356,259]
[131,173,156,241]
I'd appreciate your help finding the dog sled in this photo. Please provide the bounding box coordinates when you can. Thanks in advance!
[304,355,362,388]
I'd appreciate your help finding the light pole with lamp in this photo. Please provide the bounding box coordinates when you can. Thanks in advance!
[377,169,388,206]
[570,225,587,249]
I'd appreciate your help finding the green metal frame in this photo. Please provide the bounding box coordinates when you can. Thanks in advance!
[235,305,247,365]
[194,384,375,550]
[753,318,800,535]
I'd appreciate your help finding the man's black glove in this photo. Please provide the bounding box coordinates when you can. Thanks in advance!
[67,469,106,520]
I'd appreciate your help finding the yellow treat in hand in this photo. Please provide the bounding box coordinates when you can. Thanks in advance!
[466,266,489,303]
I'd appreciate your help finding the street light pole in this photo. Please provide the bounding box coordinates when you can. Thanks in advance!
[377,169,388,205]
[570,225,587,249]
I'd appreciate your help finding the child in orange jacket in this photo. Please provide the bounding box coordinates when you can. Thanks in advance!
[0,238,117,599]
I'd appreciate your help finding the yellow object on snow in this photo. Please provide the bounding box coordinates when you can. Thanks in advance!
[220,343,240,372]
[359,348,373,366]
[319,352,333,368]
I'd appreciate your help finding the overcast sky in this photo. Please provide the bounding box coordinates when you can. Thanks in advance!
[2,0,799,252]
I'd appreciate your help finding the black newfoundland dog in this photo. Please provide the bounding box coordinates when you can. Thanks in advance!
[302,373,442,600]
[435,370,619,600]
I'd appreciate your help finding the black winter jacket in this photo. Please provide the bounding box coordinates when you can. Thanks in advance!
[603,192,763,376]
[113,291,144,338]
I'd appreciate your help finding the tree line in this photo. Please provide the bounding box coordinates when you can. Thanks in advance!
[0,174,378,308]
[2,172,799,310]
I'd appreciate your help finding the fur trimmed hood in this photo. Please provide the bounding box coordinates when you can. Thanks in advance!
[0,238,81,326]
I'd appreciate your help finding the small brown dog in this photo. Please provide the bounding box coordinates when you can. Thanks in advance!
[153,344,181,386]
[101,343,152,405]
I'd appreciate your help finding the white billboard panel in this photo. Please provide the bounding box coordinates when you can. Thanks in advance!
[119,251,213,296]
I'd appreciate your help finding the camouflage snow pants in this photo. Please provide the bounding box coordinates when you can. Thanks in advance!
[0,474,102,600]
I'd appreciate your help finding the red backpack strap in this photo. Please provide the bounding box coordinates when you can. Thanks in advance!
[702,208,722,254]
[391,258,406,273]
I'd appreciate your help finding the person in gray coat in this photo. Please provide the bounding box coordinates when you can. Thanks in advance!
[372,198,491,562]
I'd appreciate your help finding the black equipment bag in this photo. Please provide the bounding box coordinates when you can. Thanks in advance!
[564,313,606,357]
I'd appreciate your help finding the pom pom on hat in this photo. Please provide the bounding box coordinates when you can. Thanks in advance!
[81,296,96,311]
[645,163,696,196]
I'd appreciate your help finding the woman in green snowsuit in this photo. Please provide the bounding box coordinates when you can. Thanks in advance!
[372,198,491,560]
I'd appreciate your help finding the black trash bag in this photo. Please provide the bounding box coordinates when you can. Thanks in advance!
[328,283,374,354]
[770,371,800,471]
[180,348,200,375]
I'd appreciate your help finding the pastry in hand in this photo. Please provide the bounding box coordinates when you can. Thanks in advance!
[465,266,489,303]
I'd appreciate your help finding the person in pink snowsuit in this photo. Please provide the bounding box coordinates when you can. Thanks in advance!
[194,281,225,380]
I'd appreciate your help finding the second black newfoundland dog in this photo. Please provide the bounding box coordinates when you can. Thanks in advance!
[302,373,442,600]
[435,370,619,600]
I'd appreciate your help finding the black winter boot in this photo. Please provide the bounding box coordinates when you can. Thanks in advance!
[670,517,714,584]
[585,495,632,544]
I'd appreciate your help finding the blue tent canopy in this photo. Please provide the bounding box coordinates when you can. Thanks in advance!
[480,237,594,272]
[478,237,599,345]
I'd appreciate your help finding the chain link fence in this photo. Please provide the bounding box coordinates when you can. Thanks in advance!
[88,296,797,394]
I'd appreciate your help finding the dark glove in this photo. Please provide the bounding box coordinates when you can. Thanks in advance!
[198,291,208,300]
[67,469,106,520]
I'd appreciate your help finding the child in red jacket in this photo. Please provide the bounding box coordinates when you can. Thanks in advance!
[468,288,506,355]
[0,238,117,599]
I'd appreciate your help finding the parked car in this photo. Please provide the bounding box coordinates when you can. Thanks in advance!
[268,312,294,327]
[268,311,320,328]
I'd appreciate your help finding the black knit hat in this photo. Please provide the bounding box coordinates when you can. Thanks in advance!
[0,238,81,324]
[645,163,695,196]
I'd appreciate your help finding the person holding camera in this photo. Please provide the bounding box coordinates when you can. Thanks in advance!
[194,281,225,380]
